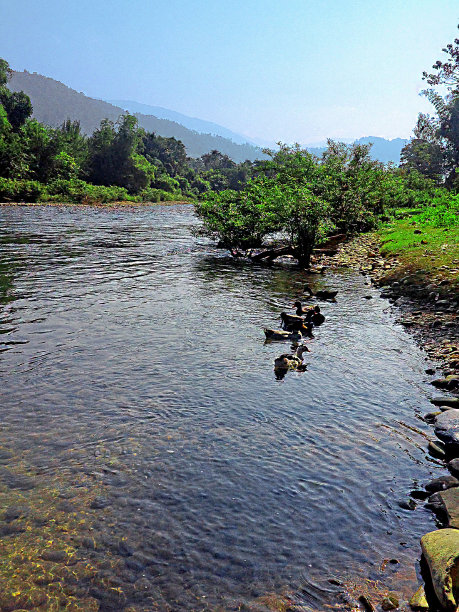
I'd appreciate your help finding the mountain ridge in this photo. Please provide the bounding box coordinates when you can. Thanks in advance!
[108,98,258,146]
[7,71,265,163]
[7,70,408,164]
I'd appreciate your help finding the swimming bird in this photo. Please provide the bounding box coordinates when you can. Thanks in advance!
[311,305,325,326]
[293,301,314,317]
[264,328,302,341]
[304,285,338,300]
[280,311,305,329]
[274,345,310,369]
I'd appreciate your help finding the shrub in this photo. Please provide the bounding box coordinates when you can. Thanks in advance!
[0,177,44,202]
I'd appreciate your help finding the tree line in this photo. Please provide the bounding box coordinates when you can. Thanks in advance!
[0,58,258,204]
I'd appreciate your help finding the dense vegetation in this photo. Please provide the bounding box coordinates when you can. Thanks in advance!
[0,58,259,204]
[7,70,264,162]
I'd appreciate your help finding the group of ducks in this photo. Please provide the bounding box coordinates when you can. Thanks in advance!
[263,284,338,378]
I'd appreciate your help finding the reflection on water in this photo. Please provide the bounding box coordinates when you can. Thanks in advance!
[0,204,442,610]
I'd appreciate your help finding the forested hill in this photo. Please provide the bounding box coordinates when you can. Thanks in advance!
[7,71,265,163]
[307,136,408,164]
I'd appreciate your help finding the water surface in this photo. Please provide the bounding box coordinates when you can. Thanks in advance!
[0,204,442,610]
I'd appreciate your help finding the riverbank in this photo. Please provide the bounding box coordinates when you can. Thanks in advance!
[0,200,192,207]
[318,227,459,377]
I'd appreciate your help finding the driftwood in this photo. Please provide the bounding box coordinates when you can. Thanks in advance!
[249,246,295,262]
[229,246,294,262]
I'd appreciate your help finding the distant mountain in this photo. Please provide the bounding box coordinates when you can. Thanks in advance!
[109,99,257,146]
[306,136,408,164]
[7,71,265,163]
[6,70,407,165]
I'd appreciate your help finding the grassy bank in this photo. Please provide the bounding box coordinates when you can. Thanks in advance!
[378,218,459,296]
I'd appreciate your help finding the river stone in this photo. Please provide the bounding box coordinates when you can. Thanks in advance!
[409,585,429,610]
[381,594,399,610]
[434,410,459,450]
[425,475,459,493]
[432,377,459,390]
[429,488,459,529]
[449,459,459,478]
[421,528,459,610]
[431,397,459,409]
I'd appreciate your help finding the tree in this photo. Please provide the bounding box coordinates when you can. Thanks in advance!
[0,59,32,131]
[423,24,459,95]
[400,138,444,180]
[195,145,329,267]
[87,115,154,193]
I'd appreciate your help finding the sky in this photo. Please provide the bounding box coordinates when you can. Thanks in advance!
[1,0,458,146]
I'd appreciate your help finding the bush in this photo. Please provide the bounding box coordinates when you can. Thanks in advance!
[418,191,459,227]
[45,178,134,203]
[0,177,44,202]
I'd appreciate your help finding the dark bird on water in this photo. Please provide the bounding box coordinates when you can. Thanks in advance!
[304,285,338,300]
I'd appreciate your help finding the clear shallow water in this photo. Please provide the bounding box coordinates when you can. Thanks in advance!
[0,204,444,610]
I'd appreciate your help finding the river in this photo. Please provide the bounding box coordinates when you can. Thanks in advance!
[0,204,442,610]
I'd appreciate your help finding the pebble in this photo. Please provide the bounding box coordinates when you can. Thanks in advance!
[41,549,68,563]
[90,495,111,509]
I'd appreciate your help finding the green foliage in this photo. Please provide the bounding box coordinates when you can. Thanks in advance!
[0,177,45,202]
[196,145,332,266]
[418,191,459,227]
[45,178,133,203]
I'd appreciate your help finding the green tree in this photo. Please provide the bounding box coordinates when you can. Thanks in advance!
[87,115,154,193]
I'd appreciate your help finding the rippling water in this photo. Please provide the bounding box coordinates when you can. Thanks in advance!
[0,204,444,610]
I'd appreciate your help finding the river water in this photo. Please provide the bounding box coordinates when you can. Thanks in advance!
[0,204,444,610]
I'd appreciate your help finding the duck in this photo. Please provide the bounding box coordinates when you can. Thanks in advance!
[304,284,338,300]
[311,305,325,326]
[274,345,310,369]
[280,311,305,329]
[264,328,302,341]
[293,301,315,318]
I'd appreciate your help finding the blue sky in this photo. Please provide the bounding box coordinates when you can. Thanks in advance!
[1,0,458,145]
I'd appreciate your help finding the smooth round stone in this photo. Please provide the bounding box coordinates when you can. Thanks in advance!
[425,475,459,493]
[434,410,459,449]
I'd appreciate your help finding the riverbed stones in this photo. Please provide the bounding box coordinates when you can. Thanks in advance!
[429,440,447,459]
[381,594,399,610]
[432,376,459,391]
[449,459,459,478]
[421,529,459,610]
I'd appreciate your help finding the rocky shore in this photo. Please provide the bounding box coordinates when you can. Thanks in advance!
[317,233,459,611]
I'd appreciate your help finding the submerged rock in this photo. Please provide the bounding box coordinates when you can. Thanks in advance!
[421,528,459,610]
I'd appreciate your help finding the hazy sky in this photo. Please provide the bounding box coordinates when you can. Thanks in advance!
[1,0,458,145]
